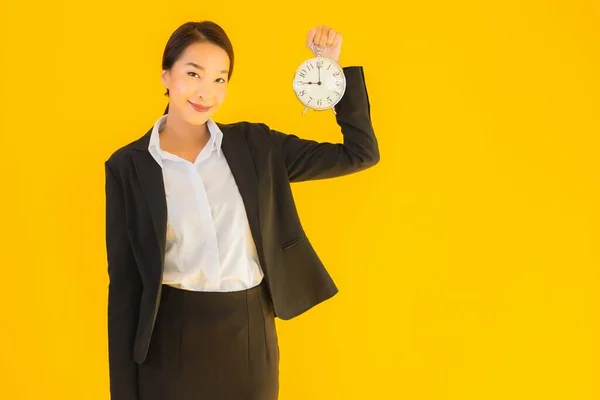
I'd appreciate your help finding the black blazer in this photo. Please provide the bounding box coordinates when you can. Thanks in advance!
[104,65,379,399]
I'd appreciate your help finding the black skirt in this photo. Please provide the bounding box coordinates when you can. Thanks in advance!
[138,279,280,400]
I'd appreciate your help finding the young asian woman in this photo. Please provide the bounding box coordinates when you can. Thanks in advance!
[104,20,379,400]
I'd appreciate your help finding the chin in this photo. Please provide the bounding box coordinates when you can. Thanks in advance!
[183,109,214,124]
[185,116,210,125]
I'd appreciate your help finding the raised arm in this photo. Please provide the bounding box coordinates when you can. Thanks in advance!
[264,65,379,182]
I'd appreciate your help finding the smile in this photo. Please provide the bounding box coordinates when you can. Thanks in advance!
[189,101,212,112]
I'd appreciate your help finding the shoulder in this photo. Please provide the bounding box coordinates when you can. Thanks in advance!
[216,119,279,145]
[105,127,152,172]
[216,119,270,135]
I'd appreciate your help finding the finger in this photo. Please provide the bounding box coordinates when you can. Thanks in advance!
[333,33,343,47]
[313,26,323,49]
[306,27,316,49]
[326,28,337,47]
[318,26,329,48]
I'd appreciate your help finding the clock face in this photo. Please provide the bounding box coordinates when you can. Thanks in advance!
[292,57,346,110]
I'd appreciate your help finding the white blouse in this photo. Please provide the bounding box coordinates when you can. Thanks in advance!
[147,114,264,292]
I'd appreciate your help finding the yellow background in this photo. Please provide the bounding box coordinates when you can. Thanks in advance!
[1,0,598,399]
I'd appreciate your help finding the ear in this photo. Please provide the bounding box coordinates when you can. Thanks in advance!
[160,69,170,89]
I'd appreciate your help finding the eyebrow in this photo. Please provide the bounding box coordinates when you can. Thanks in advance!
[185,62,229,74]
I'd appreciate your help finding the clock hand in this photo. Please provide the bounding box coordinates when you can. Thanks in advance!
[317,65,321,85]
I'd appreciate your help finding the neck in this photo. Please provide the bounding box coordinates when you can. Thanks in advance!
[160,111,210,148]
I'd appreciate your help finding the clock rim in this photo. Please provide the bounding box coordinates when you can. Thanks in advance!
[291,56,347,111]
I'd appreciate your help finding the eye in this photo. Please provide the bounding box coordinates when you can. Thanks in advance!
[187,72,225,83]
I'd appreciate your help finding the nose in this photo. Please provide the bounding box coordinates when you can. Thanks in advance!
[194,80,215,101]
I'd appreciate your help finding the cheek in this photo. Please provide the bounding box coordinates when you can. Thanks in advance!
[215,86,228,104]
[172,78,194,97]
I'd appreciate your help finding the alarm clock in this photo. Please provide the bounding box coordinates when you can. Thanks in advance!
[292,43,347,115]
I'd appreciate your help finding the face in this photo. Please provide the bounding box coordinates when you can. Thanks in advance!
[161,41,230,125]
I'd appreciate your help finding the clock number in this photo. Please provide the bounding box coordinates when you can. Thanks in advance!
[335,80,342,86]
[316,60,323,68]
[333,71,341,77]
[299,90,306,96]
[327,96,332,104]
[317,99,323,107]
[334,91,341,96]
[308,96,313,103]
[299,69,307,78]
[327,63,332,70]
[307,62,315,71]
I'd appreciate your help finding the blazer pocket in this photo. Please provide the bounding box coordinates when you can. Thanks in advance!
[282,235,307,251]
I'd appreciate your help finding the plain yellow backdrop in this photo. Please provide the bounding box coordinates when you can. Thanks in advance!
[1,0,599,399]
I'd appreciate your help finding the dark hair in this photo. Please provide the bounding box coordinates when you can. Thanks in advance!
[162,21,234,114]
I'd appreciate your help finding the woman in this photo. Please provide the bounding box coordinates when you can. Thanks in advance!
[105,20,379,400]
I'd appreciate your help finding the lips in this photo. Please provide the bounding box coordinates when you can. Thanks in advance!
[189,101,212,112]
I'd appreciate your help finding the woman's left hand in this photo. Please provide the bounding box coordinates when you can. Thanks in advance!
[306,25,343,64]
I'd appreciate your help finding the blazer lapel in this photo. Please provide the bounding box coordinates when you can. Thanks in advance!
[219,123,266,270]
[131,130,168,262]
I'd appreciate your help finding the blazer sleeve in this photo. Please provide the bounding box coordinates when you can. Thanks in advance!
[105,161,142,400]
[264,65,380,182]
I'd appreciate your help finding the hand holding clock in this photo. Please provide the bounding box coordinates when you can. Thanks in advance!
[306,25,343,64]
[300,25,342,85]
[293,25,347,113]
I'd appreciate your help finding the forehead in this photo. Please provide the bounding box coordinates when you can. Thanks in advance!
[178,41,230,69]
